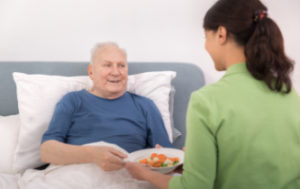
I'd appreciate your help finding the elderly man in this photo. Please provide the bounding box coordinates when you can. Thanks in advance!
[40,42,172,171]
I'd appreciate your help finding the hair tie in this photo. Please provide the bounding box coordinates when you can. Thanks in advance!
[253,10,267,22]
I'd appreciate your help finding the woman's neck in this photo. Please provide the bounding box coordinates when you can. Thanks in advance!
[224,45,246,69]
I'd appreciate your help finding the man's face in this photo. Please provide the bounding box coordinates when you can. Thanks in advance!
[88,46,128,99]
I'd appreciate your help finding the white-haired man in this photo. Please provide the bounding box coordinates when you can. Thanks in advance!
[40,42,172,171]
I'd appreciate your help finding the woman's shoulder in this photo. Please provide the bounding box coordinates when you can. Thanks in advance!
[193,81,225,98]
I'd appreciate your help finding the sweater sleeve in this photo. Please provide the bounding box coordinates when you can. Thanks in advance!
[169,92,217,189]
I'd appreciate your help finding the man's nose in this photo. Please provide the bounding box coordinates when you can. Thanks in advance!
[111,65,120,75]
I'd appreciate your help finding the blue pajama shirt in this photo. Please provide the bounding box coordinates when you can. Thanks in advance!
[41,90,172,153]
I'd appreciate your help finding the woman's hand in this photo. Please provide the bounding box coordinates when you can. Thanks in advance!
[126,161,172,189]
[125,162,151,180]
[86,146,128,171]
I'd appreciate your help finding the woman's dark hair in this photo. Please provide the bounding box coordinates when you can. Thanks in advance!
[203,0,294,93]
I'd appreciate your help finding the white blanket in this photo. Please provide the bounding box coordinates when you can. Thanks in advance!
[0,142,157,189]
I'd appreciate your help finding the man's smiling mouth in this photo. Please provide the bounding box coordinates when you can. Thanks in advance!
[108,79,121,83]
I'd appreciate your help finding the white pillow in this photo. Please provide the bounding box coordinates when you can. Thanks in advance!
[13,71,176,173]
[127,71,176,142]
[0,114,20,174]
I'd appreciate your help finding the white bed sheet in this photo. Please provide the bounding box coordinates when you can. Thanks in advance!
[0,142,157,189]
[0,173,19,189]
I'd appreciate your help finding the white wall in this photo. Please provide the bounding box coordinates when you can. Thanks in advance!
[0,0,299,93]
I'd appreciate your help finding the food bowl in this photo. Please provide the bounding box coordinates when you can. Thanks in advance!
[127,148,184,174]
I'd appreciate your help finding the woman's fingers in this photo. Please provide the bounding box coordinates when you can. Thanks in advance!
[126,162,149,180]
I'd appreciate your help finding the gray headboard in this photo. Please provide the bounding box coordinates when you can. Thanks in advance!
[0,62,205,148]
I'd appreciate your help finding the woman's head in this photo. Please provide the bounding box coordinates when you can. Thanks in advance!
[203,0,294,93]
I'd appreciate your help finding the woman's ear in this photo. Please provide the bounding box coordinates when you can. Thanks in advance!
[217,26,228,45]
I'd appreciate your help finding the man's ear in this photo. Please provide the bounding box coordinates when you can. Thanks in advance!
[88,64,93,80]
[217,26,228,45]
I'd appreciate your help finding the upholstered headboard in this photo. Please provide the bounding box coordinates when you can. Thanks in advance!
[0,62,205,148]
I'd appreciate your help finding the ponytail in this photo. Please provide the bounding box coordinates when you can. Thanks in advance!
[245,16,294,93]
[203,0,294,94]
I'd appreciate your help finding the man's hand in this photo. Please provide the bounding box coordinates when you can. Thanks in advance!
[86,146,128,171]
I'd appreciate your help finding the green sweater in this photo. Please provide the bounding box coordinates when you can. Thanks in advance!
[170,63,300,189]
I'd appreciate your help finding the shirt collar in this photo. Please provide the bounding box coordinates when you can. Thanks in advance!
[223,63,248,77]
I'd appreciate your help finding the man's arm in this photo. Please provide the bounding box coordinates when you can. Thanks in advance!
[145,100,173,148]
[40,140,128,171]
[40,92,128,171]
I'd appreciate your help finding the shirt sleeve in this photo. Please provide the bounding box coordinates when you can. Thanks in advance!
[41,93,78,144]
[145,99,173,148]
[169,92,217,189]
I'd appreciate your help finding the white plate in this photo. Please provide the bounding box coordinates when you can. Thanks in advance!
[126,148,184,174]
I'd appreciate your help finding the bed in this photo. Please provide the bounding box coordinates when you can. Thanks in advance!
[0,61,205,188]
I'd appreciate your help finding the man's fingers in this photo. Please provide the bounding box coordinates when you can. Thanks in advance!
[110,148,128,159]
[155,144,163,148]
[126,162,143,169]
[107,148,128,166]
[110,156,126,166]
[102,161,125,171]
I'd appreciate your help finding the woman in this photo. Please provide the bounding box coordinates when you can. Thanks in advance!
[126,0,300,188]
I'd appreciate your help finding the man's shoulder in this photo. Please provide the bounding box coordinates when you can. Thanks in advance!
[61,89,85,102]
[66,89,85,96]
